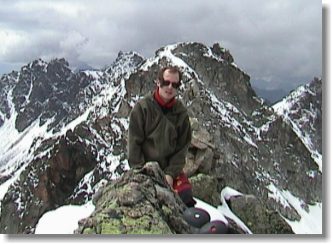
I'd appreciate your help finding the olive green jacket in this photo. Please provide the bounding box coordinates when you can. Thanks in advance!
[128,93,192,178]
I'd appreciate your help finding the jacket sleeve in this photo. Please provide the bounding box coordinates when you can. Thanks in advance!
[164,114,192,178]
[128,103,145,168]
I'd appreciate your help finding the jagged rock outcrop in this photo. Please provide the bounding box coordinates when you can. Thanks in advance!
[75,162,191,234]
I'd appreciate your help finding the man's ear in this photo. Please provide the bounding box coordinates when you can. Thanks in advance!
[155,79,160,86]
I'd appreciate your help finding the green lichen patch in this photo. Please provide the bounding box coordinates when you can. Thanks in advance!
[121,215,171,234]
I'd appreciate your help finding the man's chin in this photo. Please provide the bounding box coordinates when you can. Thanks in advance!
[163,93,173,99]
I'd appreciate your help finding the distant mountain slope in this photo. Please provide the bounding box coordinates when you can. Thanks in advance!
[273,77,322,171]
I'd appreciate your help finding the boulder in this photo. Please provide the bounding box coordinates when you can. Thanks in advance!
[190,174,221,207]
[75,162,192,234]
[228,195,294,234]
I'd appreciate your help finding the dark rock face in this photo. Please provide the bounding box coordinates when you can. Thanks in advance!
[0,129,97,233]
[172,42,259,115]
[75,162,191,234]
[275,77,322,155]
[259,116,321,203]
[0,71,19,120]
[7,58,104,133]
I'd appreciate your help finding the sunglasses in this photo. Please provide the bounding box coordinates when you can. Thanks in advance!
[160,79,181,89]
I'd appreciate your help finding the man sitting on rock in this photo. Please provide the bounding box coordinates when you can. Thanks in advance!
[128,66,196,207]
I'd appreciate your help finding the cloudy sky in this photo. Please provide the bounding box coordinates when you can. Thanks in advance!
[0,0,322,91]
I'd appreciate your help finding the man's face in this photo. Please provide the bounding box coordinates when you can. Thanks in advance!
[157,69,180,102]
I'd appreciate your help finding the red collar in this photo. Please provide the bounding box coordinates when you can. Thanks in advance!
[154,88,176,109]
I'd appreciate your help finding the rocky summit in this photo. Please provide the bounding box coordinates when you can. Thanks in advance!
[0,42,322,234]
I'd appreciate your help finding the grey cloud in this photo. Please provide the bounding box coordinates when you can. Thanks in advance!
[0,0,322,91]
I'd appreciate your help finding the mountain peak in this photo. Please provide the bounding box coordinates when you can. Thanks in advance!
[104,51,144,76]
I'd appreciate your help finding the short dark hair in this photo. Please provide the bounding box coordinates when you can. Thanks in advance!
[157,66,182,83]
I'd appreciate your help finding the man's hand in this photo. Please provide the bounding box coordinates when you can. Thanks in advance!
[165,175,174,188]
